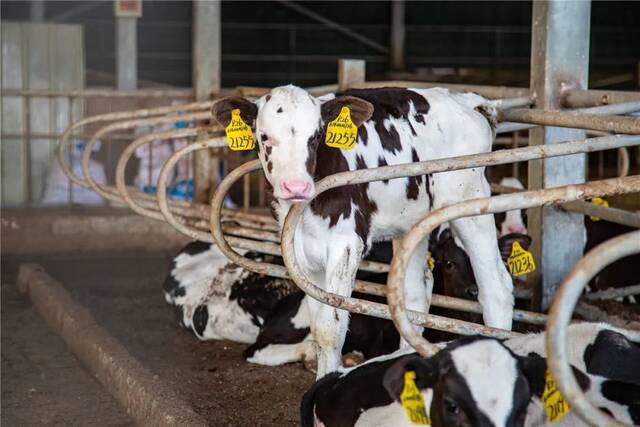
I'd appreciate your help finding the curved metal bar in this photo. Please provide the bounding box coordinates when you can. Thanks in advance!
[386,176,640,357]
[207,157,537,326]
[57,100,213,187]
[618,147,630,177]
[80,111,211,202]
[114,125,219,220]
[546,230,640,427]
[157,137,229,241]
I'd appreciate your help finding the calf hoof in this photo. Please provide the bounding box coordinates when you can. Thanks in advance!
[342,351,365,367]
[303,357,317,374]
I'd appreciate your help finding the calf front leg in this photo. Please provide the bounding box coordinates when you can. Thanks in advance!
[309,236,363,379]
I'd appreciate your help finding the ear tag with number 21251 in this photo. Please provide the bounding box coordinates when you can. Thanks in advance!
[225,109,255,151]
[325,106,358,150]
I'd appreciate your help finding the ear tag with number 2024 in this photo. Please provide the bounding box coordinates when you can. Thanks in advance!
[400,371,431,425]
[325,106,358,150]
[225,109,255,151]
[507,241,536,276]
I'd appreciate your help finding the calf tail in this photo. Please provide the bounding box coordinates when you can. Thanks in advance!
[300,372,341,427]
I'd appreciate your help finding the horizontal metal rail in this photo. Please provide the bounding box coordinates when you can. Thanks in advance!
[497,101,640,134]
[1,88,193,98]
[386,177,640,356]
[492,184,640,228]
[547,230,640,427]
[583,284,640,301]
[562,89,640,108]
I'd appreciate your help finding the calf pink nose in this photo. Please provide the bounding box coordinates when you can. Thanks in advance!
[280,179,312,199]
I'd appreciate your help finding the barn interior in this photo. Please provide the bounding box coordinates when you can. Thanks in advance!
[1,1,639,426]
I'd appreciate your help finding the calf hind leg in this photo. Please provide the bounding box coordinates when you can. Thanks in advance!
[434,169,514,330]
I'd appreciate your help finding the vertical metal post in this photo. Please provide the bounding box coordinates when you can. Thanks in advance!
[30,1,45,21]
[528,0,591,310]
[116,17,137,90]
[338,59,366,91]
[192,0,221,203]
[390,0,405,71]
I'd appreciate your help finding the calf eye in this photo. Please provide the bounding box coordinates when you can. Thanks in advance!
[260,133,269,142]
[444,398,459,416]
[445,261,453,269]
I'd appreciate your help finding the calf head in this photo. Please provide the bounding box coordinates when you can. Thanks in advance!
[383,337,542,427]
[432,229,478,300]
[212,85,373,202]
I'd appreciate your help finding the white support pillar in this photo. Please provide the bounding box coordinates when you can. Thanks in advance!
[116,17,137,90]
[390,0,405,71]
[528,0,591,310]
[192,0,221,203]
[338,59,366,91]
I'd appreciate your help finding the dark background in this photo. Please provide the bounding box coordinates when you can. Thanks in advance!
[2,1,639,88]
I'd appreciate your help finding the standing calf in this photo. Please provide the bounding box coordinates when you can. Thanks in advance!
[213,86,513,377]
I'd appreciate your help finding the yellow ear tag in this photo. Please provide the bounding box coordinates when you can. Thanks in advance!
[400,371,431,425]
[589,197,609,221]
[427,252,435,271]
[543,370,570,422]
[507,241,536,276]
[325,106,358,150]
[225,109,255,151]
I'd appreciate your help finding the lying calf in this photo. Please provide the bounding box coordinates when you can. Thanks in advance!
[163,230,480,366]
[301,323,640,427]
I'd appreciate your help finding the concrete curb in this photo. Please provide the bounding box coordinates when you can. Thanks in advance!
[17,263,208,427]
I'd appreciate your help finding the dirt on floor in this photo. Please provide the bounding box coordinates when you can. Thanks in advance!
[2,252,313,426]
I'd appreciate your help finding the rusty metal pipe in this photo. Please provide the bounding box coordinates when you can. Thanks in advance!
[386,177,640,357]
[546,230,640,427]
[583,284,640,301]
[562,89,640,108]
[498,108,640,135]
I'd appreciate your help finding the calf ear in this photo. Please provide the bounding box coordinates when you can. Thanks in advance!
[518,353,591,398]
[321,96,374,127]
[383,355,438,401]
[211,96,258,128]
[498,233,532,261]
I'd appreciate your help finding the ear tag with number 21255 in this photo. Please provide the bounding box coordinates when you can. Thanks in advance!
[325,106,358,150]
[225,109,255,151]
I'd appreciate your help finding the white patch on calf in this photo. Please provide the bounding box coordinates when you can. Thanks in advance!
[498,177,528,237]
[291,296,311,329]
[355,396,433,427]
[450,340,518,427]
[246,334,315,366]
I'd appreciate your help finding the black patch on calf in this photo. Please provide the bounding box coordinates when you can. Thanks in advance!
[405,149,423,200]
[337,87,430,154]
[584,329,640,385]
[267,161,273,174]
[192,305,209,337]
[377,157,389,184]
[266,95,271,102]
[358,124,368,145]
[230,273,294,327]
[309,141,377,246]
[277,106,283,113]
[243,292,310,359]
[301,372,342,427]
[474,105,497,129]
[600,380,640,406]
[308,355,418,427]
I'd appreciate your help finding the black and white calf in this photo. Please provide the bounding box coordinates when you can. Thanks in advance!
[213,85,514,378]
[301,323,640,427]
